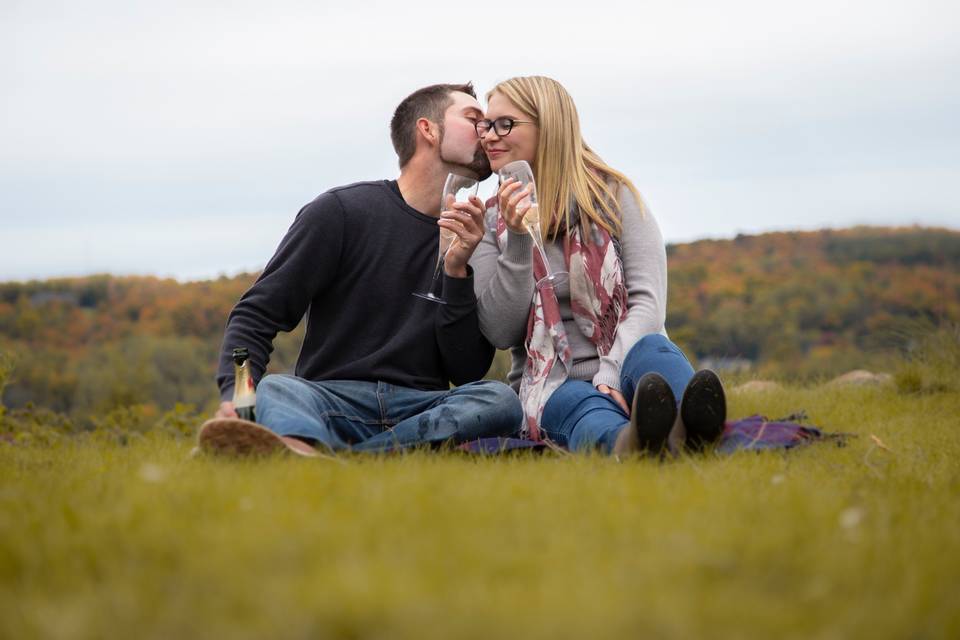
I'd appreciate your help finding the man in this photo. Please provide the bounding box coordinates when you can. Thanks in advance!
[198,82,522,457]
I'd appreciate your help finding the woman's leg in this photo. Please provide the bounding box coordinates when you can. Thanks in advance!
[541,380,627,454]
[619,334,696,408]
[540,335,717,455]
[619,334,726,450]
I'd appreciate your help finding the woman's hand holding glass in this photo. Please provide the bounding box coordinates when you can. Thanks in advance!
[496,178,534,234]
[498,160,568,289]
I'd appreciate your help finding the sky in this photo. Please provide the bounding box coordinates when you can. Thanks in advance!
[2,0,958,282]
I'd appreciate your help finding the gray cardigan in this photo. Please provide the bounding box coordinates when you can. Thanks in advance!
[469,187,668,392]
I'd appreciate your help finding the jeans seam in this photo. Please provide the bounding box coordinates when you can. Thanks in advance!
[318,411,385,426]
[377,382,389,426]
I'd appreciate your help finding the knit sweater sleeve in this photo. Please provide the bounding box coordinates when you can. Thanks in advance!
[592,188,668,391]
[469,210,536,350]
[435,268,495,386]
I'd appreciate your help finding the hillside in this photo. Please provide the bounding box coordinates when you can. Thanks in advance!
[667,226,959,377]
[1,226,957,419]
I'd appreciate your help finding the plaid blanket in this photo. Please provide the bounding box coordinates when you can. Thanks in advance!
[458,412,850,455]
[714,412,850,454]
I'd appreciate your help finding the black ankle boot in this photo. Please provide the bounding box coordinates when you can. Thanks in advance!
[615,372,677,456]
[680,370,727,451]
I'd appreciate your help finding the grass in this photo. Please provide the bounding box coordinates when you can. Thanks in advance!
[1,383,959,639]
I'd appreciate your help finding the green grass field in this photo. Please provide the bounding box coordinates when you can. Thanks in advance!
[2,383,959,639]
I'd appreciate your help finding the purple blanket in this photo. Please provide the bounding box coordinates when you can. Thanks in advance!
[458,412,849,455]
[713,413,849,454]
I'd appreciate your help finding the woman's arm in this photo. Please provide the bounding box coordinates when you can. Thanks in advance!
[469,208,537,350]
[593,187,668,391]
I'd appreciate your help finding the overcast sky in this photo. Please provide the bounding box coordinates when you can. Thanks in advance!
[2,0,958,282]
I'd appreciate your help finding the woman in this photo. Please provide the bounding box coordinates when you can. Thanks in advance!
[464,76,726,456]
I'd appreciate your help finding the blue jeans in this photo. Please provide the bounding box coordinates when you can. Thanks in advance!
[540,334,695,454]
[255,375,523,452]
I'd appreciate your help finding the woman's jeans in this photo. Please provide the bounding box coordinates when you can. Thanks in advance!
[541,334,695,453]
[255,376,522,453]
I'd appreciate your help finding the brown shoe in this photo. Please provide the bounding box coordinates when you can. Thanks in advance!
[613,372,677,457]
[197,418,320,458]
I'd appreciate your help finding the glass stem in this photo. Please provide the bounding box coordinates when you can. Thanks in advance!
[527,225,555,279]
[429,255,444,294]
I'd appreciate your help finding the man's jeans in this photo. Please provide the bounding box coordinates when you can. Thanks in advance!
[540,334,696,454]
[256,375,522,452]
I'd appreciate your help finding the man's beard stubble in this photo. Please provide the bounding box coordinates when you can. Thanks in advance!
[462,146,492,181]
[438,128,492,181]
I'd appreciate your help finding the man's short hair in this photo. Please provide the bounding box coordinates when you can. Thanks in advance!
[390,82,476,168]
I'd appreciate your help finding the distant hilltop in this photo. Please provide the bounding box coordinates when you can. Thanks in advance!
[669,225,960,266]
[665,225,959,378]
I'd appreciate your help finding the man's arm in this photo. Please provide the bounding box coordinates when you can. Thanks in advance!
[434,196,495,384]
[215,193,345,403]
[435,270,495,385]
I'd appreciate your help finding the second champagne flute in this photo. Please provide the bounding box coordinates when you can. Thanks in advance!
[498,160,568,289]
[412,173,479,304]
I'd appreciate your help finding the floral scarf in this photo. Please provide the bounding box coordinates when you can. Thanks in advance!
[488,197,628,440]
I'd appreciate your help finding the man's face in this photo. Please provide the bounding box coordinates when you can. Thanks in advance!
[438,91,492,180]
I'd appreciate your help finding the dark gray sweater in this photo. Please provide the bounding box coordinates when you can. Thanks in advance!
[216,180,494,400]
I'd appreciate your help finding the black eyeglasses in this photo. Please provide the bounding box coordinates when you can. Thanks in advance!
[475,117,535,137]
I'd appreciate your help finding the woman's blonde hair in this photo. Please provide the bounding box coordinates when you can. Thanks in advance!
[487,76,644,239]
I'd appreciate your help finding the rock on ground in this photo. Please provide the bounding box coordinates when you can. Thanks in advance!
[827,370,893,386]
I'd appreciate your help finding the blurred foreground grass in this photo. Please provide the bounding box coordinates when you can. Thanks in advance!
[2,384,959,639]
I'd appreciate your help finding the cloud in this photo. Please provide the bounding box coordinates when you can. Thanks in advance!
[1,0,958,279]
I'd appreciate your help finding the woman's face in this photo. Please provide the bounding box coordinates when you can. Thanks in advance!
[481,92,539,173]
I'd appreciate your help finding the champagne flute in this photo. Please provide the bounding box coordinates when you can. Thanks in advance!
[413,173,479,304]
[499,160,568,289]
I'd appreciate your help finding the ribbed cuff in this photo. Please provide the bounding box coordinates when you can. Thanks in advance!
[504,229,533,264]
[592,357,622,391]
[442,265,477,305]
[567,359,600,385]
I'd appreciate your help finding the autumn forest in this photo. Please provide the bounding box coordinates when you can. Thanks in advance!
[1,226,957,423]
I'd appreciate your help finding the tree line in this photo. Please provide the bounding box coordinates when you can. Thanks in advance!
[1,226,957,421]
